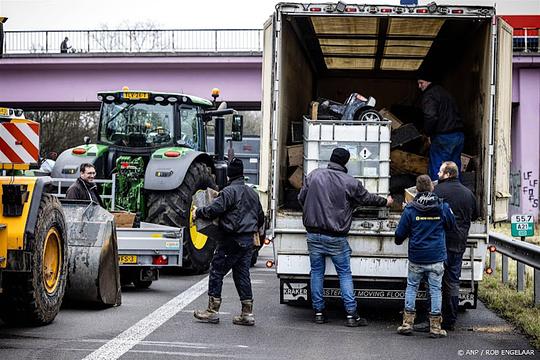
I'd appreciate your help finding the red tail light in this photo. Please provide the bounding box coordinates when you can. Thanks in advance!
[451,9,464,14]
[345,7,357,12]
[381,8,392,13]
[72,148,87,155]
[153,255,168,265]
[416,9,429,13]
[310,7,321,12]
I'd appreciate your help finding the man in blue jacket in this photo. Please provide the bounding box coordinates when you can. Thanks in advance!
[395,174,455,338]
[298,148,393,327]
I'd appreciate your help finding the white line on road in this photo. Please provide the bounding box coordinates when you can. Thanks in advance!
[83,276,209,360]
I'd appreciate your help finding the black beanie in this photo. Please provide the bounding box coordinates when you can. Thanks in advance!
[330,148,350,167]
[417,69,435,83]
[227,157,244,179]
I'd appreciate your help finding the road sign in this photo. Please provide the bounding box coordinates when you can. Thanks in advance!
[511,214,535,237]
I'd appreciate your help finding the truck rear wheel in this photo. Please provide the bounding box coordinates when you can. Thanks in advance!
[0,194,68,326]
[146,162,217,274]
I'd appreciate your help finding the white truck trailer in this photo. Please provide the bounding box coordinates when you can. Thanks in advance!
[259,2,513,307]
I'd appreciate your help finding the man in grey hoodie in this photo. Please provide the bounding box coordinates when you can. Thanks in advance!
[298,148,392,326]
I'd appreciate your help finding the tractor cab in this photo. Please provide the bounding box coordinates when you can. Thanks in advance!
[97,89,213,152]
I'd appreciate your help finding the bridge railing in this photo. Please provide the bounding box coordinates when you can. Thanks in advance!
[3,29,263,54]
[487,232,540,305]
[513,27,540,53]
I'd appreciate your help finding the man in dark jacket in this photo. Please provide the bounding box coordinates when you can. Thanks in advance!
[434,161,478,330]
[298,148,392,326]
[395,175,455,338]
[65,163,104,207]
[418,74,465,180]
[193,158,264,326]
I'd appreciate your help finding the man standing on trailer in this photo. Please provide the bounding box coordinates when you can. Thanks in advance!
[418,72,465,181]
[298,148,393,326]
[434,161,478,331]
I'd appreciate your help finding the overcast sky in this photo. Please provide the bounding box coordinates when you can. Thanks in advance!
[1,0,539,31]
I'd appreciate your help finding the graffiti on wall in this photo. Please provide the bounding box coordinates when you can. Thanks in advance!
[522,170,539,208]
[510,171,521,207]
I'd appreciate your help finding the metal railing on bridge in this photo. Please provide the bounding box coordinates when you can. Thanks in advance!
[487,232,540,306]
[513,27,539,53]
[3,29,263,54]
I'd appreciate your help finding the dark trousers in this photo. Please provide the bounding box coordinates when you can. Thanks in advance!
[208,239,253,301]
[442,251,464,326]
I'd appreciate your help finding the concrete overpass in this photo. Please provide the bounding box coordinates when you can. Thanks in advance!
[0,52,262,111]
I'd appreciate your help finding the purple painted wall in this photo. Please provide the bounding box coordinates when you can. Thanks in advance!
[509,56,540,220]
[0,55,262,107]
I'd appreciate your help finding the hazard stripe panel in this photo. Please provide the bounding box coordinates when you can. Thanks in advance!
[0,122,40,164]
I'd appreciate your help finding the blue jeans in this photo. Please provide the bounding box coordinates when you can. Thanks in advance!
[307,233,356,314]
[429,132,464,181]
[405,261,444,315]
[442,251,464,326]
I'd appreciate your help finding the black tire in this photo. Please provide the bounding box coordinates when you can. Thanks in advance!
[146,162,217,274]
[133,279,152,289]
[357,109,383,122]
[0,194,68,326]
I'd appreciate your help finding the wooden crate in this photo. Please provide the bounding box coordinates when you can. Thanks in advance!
[390,150,428,175]
[379,108,403,130]
[111,211,136,228]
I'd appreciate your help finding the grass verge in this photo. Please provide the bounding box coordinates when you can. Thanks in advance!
[479,252,540,349]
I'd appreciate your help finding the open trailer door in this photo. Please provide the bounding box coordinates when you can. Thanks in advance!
[492,17,513,222]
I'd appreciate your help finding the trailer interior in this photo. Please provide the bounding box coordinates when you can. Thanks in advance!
[274,13,494,218]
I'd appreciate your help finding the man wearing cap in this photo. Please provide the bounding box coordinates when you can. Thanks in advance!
[418,73,465,181]
[193,158,264,326]
[298,148,393,326]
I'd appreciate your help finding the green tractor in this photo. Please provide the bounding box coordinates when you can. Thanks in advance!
[52,88,243,273]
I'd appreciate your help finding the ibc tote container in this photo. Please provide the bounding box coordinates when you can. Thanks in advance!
[303,116,391,198]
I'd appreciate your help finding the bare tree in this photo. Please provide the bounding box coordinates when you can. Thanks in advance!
[26,111,98,155]
[91,21,161,52]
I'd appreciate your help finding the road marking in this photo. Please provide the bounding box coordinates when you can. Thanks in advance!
[83,276,209,360]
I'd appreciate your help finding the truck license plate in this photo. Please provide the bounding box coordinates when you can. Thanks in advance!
[119,255,137,264]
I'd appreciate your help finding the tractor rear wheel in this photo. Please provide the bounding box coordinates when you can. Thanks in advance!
[146,162,217,274]
[0,194,68,326]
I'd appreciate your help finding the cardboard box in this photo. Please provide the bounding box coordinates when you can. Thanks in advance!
[288,166,303,190]
[111,211,136,228]
[461,153,473,172]
[192,188,221,239]
[287,144,303,167]
[379,108,403,130]
[390,150,428,175]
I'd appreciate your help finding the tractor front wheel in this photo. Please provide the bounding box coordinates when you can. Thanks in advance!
[146,162,217,274]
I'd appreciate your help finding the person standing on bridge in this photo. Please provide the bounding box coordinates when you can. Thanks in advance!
[193,158,264,326]
[60,37,71,53]
[298,147,392,327]
[395,174,455,338]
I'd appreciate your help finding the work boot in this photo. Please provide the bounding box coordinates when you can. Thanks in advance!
[314,311,327,324]
[429,314,448,338]
[232,300,255,326]
[345,312,368,327]
[194,296,221,324]
[397,310,416,335]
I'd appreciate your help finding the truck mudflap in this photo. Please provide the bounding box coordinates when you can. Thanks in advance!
[62,200,122,306]
[279,278,478,309]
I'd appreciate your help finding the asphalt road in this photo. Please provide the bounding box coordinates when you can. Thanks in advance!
[0,245,537,360]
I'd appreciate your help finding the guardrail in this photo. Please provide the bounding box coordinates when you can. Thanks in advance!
[513,27,539,53]
[487,232,540,305]
[3,29,263,54]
